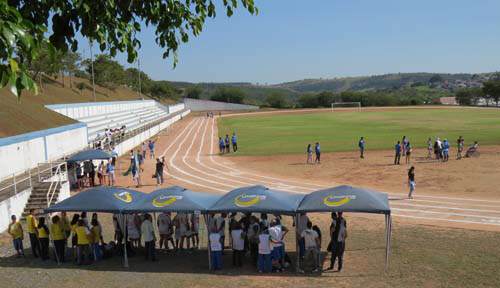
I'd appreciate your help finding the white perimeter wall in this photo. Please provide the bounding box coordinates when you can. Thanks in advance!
[0,123,88,181]
[183,98,259,112]
[0,187,31,232]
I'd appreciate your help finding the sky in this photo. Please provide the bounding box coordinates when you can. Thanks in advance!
[79,0,500,84]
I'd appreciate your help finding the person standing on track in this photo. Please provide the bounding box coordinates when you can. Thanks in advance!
[401,136,408,156]
[155,157,166,186]
[314,142,321,164]
[219,137,225,154]
[408,166,416,199]
[232,132,238,152]
[394,141,402,165]
[358,137,365,159]
[148,139,156,159]
[427,137,433,159]
[306,144,313,164]
[457,136,464,160]
[442,139,450,162]
[225,134,230,153]
[330,212,347,272]
[405,141,412,164]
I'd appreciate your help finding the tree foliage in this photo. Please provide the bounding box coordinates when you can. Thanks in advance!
[266,92,288,108]
[455,88,482,106]
[210,87,245,104]
[482,80,500,106]
[1,0,258,99]
[185,85,203,99]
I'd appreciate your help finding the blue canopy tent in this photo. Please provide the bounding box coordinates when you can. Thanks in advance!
[208,185,305,215]
[45,186,145,267]
[296,185,392,271]
[125,186,220,213]
[67,149,112,162]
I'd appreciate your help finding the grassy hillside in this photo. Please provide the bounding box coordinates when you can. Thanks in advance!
[218,107,500,156]
[0,76,168,137]
[274,72,487,93]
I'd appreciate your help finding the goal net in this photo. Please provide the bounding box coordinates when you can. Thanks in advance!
[331,102,361,112]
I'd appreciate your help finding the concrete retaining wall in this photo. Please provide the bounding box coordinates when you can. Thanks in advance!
[183,98,259,111]
[0,123,88,181]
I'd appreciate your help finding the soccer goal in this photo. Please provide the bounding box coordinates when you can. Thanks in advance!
[331,102,362,112]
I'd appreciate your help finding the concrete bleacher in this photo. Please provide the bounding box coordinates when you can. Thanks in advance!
[46,100,173,143]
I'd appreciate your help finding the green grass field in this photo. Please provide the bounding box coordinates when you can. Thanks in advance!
[218,108,500,156]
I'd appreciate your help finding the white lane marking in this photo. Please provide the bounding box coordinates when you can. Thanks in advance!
[167,118,228,192]
[391,202,500,214]
[392,214,500,226]
[208,117,319,190]
[392,198,500,209]
[162,118,226,192]
[389,193,500,204]
[180,118,239,189]
[392,208,500,221]
[191,117,310,192]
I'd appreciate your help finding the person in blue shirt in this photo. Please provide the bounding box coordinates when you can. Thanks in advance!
[394,141,402,165]
[358,137,366,159]
[442,139,450,162]
[314,142,321,164]
[219,137,225,154]
[148,140,156,159]
[231,133,238,152]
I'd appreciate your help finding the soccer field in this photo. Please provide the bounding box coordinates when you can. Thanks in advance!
[218,107,500,156]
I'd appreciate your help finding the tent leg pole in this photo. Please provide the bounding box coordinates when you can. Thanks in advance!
[295,214,300,273]
[385,214,390,272]
[122,214,129,268]
[205,214,212,271]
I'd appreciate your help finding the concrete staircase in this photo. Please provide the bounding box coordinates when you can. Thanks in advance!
[22,182,60,218]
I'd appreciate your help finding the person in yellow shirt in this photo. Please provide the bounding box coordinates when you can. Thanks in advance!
[37,217,50,261]
[50,215,66,263]
[91,219,103,261]
[26,209,40,258]
[75,219,92,265]
[8,215,24,257]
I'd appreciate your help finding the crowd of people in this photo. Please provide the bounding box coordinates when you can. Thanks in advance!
[219,133,238,154]
[8,210,348,274]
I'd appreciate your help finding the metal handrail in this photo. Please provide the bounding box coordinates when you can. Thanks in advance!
[46,162,67,207]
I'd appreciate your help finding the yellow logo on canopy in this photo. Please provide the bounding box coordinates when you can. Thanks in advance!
[152,195,183,207]
[114,191,133,203]
[323,194,355,207]
[235,194,266,207]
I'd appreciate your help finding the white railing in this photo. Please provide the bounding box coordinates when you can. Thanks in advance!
[46,162,67,208]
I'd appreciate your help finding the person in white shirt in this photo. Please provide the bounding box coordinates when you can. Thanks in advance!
[258,227,272,273]
[209,229,222,270]
[269,218,288,271]
[301,221,320,272]
[296,213,309,258]
[141,214,156,261]
[157,212,174,251]
[173,213,189,250]
[231,221,245,267]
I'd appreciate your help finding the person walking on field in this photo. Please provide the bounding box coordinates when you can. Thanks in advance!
[306,144,313,164]
[394,141,402,165]
[155,157,166,186]
[457,136,464,160]
[408,166,416,199]
[231,132,238,152]
[314,142,321,164]
[442,139,450,162]
[405,141,412,164]
[225,134,230,153]
[8,215,24,257]
[427,137,433,159]
[358,137,366,159]
[330,212,347,272]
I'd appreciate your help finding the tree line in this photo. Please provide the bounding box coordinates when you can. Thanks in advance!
[455,78,500,106]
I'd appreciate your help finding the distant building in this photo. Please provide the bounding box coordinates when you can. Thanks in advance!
[439,97,458,105]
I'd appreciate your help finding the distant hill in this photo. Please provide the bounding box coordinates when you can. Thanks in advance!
[169,72,495,106]
[0,75,170,137]
[272,72,492,93]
